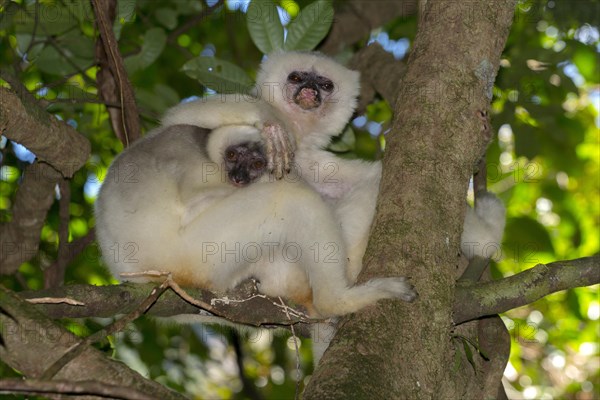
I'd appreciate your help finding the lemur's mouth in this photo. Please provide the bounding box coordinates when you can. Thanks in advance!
[294,86,321,110]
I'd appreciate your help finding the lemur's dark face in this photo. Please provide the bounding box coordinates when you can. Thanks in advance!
[223,142,267,187]
[285,71,335,110]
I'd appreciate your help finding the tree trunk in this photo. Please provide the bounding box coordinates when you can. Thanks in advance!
[304,2,516,399]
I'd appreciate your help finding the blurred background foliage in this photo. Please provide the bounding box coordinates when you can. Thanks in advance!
[0,0,598,399]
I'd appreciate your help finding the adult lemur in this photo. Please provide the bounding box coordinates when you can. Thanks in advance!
[161,51,385,284]
[96,53,418,318]
[97,51,503,326]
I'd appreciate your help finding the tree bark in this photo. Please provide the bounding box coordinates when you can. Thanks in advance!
[0,285,186,400]
[0,87,90,176]
[18,281,312,336]
[304,2,516,399]
[454,256,600,324]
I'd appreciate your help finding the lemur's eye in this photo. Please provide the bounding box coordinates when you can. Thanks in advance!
[320,80,334,92]
[287,72,303,83]
[226,150,237,160]
[253,160,266,170]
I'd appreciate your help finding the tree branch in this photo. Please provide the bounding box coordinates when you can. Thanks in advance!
[349,43,407,111]
[0,285,187,400]
[0,86,90,176]
[0,378,155,400]
[91,0,141,146]
[319,0,417,54]
[0,162,61,275]
[43,179,70,288]
[43,231,96,286]
[0,82,90,275]
[454,256,600,324]
[19,281,314,336]
[305,1,517,398]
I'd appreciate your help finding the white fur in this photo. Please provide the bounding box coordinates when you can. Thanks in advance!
[159,52,385,286]
[96,53,416,317]
[96,53,417,368]
[96,123,413,316]
[461,193,506,260]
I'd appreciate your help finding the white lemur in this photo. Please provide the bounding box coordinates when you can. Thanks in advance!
[161,51,383,284]
[97,51,504,357]
[96,121,417,319]
[158,50,506,357]
[223,140,267,187]
[97,52,405,364]
[162,51,506,279]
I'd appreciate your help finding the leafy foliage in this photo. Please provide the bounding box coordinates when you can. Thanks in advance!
[247,0,285,53]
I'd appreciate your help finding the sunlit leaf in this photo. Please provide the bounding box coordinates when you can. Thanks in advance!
[284,0,333,51]
[247,0,284,54]
[572,44,599,83]
[329,127,355,153]
[182,56,254,93]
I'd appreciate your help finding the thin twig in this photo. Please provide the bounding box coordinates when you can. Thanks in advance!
[44,179,70,288]
[23,1,40,56]
[279,296,301,400]
[26,297,85,306]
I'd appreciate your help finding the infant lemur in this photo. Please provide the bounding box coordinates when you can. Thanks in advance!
[96,52,418,318]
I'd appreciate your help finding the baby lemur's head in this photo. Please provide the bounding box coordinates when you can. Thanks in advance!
[223,141,267,187]
[255,51,361,141]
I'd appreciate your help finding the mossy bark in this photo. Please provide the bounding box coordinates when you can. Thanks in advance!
[304,2,516,399]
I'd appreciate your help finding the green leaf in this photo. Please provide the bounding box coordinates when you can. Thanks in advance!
[329,127,356,153]
[504,216,555,258]
[124,28,167,74]
[58,33,95,59]
[182,57,254,94]
[117,0,137,23]
[513,124,542,159]
[136,84,180,115]
[35,46,89,76]
[246,0,284,54]
[566,289,584,319]
[14,4,77,36]
[461,338,477,374]
[284,0,333,51]
[69,1,94,24]
[572,44,599,83]
[155,8,178,30]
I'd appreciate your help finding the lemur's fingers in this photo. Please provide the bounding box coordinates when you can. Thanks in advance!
[281,128,295,174]
[263,124,276,174]
[263,122,294,179]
